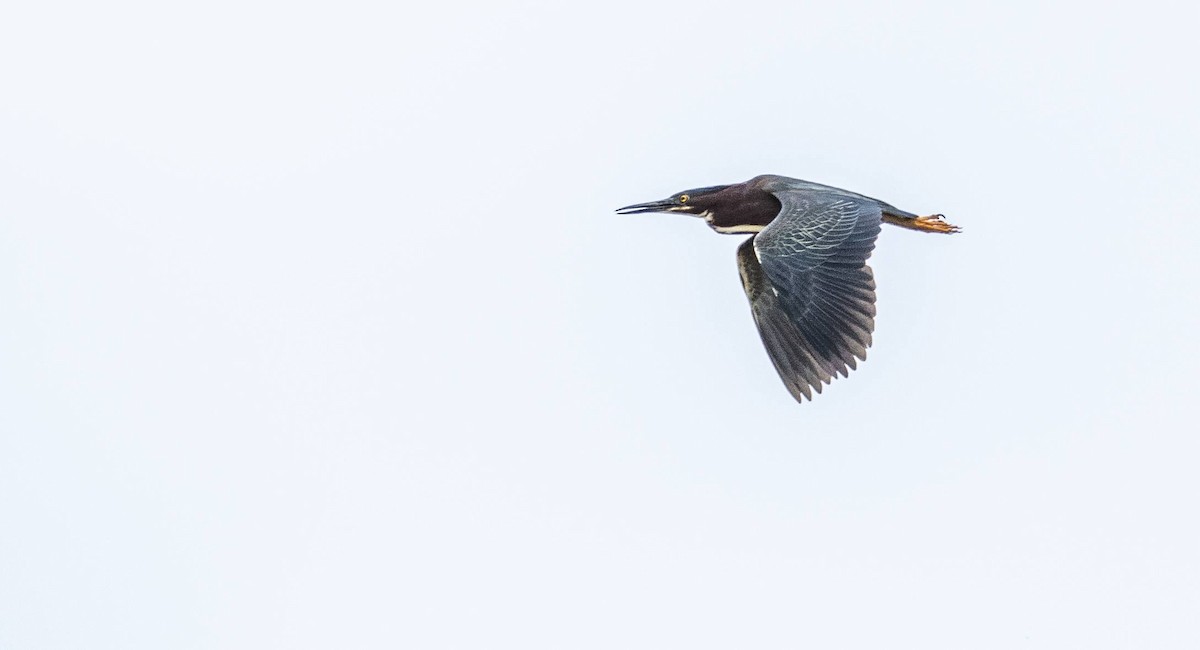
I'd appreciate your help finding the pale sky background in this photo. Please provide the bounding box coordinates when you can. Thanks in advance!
[2,1,1199,648]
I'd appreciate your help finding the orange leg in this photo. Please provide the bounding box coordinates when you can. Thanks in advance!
[913,214,961,234]
[884,212,961,234]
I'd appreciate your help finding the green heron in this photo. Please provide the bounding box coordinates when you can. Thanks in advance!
[617,174,959,403]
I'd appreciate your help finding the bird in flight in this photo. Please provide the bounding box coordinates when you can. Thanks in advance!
[617,174,959,403]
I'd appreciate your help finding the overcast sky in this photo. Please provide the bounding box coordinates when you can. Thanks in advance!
[2,1,1199,648]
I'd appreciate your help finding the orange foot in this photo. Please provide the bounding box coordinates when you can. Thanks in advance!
[912,214,961,234]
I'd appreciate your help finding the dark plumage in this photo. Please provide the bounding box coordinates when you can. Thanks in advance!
[616,174,959,403]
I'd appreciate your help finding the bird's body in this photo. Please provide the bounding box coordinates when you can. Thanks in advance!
[617,174,959,403]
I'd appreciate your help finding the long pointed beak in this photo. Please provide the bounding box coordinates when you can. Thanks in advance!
[615,198,677,215]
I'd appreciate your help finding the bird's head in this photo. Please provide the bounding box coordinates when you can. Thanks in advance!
[615,185,730,217]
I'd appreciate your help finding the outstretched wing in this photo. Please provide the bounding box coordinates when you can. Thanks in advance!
[737,238,829,402]
[736,184,882,402]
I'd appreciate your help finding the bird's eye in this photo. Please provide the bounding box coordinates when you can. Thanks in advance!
[679,194,689,203]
